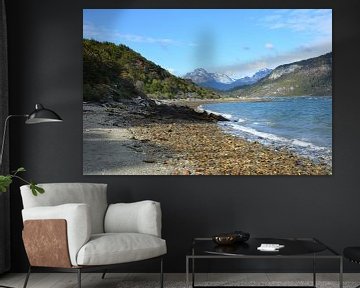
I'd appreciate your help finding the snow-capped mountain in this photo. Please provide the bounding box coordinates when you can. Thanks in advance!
[253,68,273,81]
[183,68,272,91]
[211,72,235,84]
[184,68,234,85]
[231,68,272,88]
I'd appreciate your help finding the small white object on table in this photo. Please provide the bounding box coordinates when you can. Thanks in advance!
[257,243,285,252]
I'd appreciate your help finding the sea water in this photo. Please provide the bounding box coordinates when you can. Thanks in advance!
[200,96,332,165]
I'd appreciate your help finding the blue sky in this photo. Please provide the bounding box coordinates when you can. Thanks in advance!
[83,9,332,79]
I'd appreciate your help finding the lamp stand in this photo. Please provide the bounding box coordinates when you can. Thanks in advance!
[0,115,27,288]
[0,114,27,169]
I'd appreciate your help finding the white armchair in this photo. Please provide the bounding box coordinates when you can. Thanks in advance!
[20,183,166,288]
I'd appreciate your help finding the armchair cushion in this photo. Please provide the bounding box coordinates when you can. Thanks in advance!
[104,201,162,237]
[22,203,91,266]
[76,233,167,266]
[20,183,108,234]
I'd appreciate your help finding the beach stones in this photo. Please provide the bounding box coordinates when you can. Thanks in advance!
[84,101,331,176]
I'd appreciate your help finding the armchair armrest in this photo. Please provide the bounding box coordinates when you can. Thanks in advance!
[22,203,91,266]
[104,200,162,237]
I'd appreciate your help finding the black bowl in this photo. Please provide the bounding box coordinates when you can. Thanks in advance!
[212,231,250,246]
[212,234,237,245]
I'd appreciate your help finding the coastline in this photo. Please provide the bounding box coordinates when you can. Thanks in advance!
[83,100,331,175]
[185,96,332,167]
[157,96,270,110]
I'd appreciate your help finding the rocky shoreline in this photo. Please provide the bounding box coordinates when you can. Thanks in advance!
[83,98,331,175]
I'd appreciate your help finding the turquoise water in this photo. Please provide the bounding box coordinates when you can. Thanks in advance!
[201,96,332,165]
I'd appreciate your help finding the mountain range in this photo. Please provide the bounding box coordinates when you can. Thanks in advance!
[183,68,272,91]
[232,52,332,97]
[83,39,332,102]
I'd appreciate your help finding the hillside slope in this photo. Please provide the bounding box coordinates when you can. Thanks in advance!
[232,53,332,97]
[83,39,219,101]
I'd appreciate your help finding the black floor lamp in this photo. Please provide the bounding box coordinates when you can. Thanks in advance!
[0,103,62,288]
[0,103,63,167]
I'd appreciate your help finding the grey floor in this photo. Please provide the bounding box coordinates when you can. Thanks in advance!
[0,273,360,288]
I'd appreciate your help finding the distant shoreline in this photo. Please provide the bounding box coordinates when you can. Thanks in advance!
[155,97,270,110]
[155,95,332,110]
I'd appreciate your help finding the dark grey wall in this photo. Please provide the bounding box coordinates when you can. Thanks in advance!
[5,0,360,273]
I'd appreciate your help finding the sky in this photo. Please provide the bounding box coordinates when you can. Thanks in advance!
[83,9,332,79]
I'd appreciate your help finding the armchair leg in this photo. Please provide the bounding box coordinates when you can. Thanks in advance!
[77,268,81,288]
[160,257,164,288]
[101,270,107,279]
[23,266,31,288]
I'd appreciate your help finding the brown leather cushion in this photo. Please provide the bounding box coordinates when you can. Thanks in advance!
[23,219,72,268]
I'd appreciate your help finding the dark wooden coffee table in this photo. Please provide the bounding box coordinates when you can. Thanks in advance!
[186,237,342,288]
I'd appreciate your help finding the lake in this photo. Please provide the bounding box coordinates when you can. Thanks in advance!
[201,96,332,166]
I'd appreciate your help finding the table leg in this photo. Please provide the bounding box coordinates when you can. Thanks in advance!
[339,257,343,288]
[313,254,316,287]
[186,257,189,288]
[192,257,195,288]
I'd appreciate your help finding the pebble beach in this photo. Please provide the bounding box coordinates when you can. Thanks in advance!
[83,99,331,176]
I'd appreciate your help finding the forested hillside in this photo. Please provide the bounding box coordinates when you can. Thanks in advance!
[232,53,332,97]
[83,39,219,101]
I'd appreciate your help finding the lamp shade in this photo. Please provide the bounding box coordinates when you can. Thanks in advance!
[25,104,63,124]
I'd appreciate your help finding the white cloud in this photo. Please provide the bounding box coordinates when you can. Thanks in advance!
[262,9,332,37]
[120,34,178,46]
[213,9,332,79]
[214,39,331,79]
[83,21,193,48]
[83,21,102,38]
[265,43,274,49]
